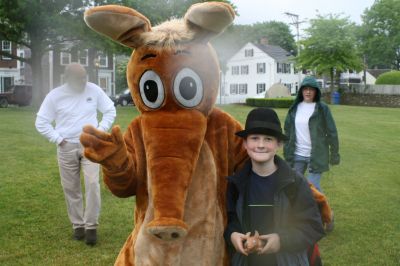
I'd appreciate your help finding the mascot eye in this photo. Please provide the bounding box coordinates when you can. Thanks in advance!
[139,70,165,109]
[173,68,203,108]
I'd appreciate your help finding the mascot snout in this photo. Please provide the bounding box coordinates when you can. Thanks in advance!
[141,109,207,241]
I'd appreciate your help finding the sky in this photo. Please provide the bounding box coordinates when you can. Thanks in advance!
[231,0,376,38]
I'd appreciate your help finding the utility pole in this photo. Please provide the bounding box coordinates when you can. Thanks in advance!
[285,12,306,93]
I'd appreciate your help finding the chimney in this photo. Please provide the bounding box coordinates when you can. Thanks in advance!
[259,37,269,45]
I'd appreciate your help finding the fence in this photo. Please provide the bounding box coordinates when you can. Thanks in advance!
[346,84,400,95]
[323,84,400,107]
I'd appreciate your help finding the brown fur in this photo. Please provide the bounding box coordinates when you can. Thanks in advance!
[309,184,332,225]
[83,109,247,265]
[81,2,331,265]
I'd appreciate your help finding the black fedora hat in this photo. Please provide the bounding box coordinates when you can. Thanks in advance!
[236,107,288,141]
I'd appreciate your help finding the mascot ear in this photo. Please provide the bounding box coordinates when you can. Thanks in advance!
[84,5,151,48]
[184,2,235,41]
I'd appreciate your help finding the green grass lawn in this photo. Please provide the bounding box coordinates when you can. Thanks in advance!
[0,104,399,265]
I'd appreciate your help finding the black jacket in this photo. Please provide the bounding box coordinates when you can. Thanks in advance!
[224,156,325,266]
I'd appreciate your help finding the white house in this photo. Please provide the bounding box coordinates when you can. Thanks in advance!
[217,42,300,104]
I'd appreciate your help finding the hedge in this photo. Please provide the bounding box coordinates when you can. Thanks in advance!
[375,71,400,85]
[246,97,295,108]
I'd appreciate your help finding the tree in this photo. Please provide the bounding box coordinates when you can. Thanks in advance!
[251,21,296,54]
[375,71,400,84]
[296,14,363,92]
[359,0,400,70]
[115,57,129,94]
[212,21,296,67]
[0,0,111,106]
[124,0,236,25]
[0,0,235,106]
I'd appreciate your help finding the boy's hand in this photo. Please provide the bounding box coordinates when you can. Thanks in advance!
[258,233,281,254]
[231,232,249,256]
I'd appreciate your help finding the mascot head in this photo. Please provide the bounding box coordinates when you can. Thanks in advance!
[84,2,234,241]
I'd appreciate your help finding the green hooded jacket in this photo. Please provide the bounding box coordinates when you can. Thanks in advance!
[283,76,340,173]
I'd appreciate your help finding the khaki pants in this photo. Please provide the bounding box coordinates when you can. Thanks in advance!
[57,142,100,229]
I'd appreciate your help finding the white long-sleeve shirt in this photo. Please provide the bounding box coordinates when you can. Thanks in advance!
[294,102,316,157]
[35,82,116,144]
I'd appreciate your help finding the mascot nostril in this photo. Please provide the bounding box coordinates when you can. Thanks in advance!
[148,226,186,241]
[81,2,332,265]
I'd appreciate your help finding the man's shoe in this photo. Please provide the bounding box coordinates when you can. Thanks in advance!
[85,229,97,246]
[73,227,85,240]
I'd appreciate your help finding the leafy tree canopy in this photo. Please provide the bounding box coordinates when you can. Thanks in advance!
[359,0,400,70]
[296,14,363,90]
[0,0,234,104]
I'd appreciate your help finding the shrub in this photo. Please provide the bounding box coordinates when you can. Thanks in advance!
[246,97,295,108]
[375,71,400,85]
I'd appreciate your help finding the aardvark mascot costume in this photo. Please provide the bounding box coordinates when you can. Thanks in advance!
[80,2,332,265]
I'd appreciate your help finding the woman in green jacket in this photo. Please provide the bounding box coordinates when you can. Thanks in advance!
[283,76,340,193]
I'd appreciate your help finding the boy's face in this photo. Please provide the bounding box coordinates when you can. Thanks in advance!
[243,134,281,164]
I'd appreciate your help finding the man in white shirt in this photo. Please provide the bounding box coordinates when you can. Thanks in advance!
[35,63,116,245]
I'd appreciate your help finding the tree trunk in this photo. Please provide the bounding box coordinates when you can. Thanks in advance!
[330,67,334,93]
[336,70,342,91]
[30,42,45,108]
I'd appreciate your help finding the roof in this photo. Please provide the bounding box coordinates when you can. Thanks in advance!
[252,43,293,62]
[367,69,392,79]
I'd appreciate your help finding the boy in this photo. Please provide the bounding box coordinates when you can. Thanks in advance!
[224,108,325,266]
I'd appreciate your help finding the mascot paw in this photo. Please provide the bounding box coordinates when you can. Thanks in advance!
[80,125,129,171]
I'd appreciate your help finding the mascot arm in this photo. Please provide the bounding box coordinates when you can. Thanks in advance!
[225,112,248,172]
[80,125,137,197]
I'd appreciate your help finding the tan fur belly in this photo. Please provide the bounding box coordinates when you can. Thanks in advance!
[134,142,224,266]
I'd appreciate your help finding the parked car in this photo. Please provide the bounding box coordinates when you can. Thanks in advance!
[0,85,32,108]
[114,89,134,106]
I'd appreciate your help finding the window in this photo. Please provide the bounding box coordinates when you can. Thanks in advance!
[231,66,240,75]
[19,52,24,67]
[230,84,238,94]
[60,52,71,65]
[239,84,248,94]
[244,49,254,57]
[0,76,14,93]
[98,52,108,67]
[99,76,110,93]
[257,83,266,94]
[257,63,266,73]
[241,65,249,75]
[1,41,12,60]
[276,63,282,73]
[277,62,292,74]
[283,83,292,90]
[283,63,291,74]
[79,49,88,66]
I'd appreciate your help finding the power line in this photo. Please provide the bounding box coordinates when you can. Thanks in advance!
[284,12,306,92]
[284,12,306,55]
